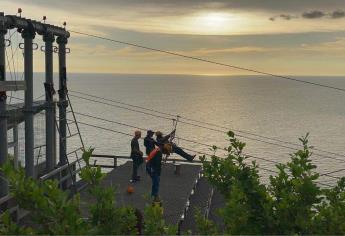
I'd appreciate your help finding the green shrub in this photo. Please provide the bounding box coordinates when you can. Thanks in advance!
[199,132,345,235]
[0,147,175,235]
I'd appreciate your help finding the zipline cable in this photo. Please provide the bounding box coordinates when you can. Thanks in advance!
[61,113,341,183]
[69,90,345,159]
[70,30,345,93]
[68,94,345,163]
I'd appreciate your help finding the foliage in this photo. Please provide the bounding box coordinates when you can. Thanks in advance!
[0,147,175,235]
[79,148,105,186]
[199,131,345,235]
[0,212,34,235]
[311,177,345,234]
[81,147,138,235]
[269,133,321,234]
[201,131,272,234]
[194,208,218,235]
[143,203,177,235]
[1,161,86,235]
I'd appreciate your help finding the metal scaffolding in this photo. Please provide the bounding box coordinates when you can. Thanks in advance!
[0,12,70,198]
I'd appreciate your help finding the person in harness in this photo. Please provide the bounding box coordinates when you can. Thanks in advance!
[155,130,196,162]
[146,143,173,203]
[130,130,144,183]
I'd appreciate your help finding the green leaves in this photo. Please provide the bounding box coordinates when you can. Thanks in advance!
[143,204,177,235]
[199,131,345,235]
[79,147,105,186]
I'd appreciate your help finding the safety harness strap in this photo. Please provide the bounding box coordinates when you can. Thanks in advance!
[146,147,160,163]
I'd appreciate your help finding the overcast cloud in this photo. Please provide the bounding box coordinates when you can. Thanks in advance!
[2,0,345,75]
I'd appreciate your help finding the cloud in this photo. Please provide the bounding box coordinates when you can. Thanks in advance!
[269,14,298,21]
[302,10,325,19]
[331,10,345,18]
[300,37,345,53]
[270,9,345,21]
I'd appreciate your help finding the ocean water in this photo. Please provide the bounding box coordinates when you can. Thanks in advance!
[8,73,345,184]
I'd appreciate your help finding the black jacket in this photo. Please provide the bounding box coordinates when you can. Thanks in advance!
[147,149,163,176]
[130,137,142,159]
[144,136,156,155]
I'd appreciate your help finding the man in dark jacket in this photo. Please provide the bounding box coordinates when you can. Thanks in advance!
[130,130,143,182]
[146,143,172,202]
[155,130,195,162]
[144,130,156,156]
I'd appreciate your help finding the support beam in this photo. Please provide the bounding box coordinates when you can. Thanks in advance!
[0,12,8,197]
[43,33,56,171]
[5,15,70,38]
[57,36,68,167]
[22,22,36,178]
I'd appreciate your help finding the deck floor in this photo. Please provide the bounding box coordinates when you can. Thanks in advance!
[79,161,202,225]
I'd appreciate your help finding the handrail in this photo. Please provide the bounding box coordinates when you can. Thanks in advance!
[91,154,203,164]
[39,159,78,181]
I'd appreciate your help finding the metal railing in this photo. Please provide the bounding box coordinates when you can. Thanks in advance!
[90,154,203,168]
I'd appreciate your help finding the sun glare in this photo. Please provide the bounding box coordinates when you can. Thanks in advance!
[200,13,228,27]
[188,12,242,34]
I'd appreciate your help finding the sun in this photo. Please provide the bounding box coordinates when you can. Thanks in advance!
[199,13,229,28]
[188,12,241,34]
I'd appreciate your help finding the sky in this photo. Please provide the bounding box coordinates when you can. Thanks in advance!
[2,0,345,76]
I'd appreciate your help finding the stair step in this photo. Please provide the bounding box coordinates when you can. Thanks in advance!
[179,177,212,234]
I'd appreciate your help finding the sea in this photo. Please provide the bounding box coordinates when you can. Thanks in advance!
[7,73,345,185]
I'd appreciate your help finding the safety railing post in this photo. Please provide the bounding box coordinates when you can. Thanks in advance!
[0,12,8,198]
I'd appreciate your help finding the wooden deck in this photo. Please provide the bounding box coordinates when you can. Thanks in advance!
[79,161,203,227]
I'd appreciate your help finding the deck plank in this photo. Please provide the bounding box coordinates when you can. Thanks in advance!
[79,161,202,226]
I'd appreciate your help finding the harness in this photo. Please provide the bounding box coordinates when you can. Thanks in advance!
[146,147,160,163]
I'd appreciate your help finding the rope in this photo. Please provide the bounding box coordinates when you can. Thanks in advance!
[69,30,345,94]
[69,94,173,121]
[69,90,345,160]
[69,94,345,164]
[62,114,340,185]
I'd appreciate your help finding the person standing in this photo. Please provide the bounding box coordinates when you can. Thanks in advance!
[130,130,143,183]
[144,130,156,156]
[146,143,172,203]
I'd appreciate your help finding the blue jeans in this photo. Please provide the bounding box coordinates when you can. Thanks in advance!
[150,172,160,197]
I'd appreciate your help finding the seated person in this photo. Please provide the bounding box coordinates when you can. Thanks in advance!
[155,130,195,162]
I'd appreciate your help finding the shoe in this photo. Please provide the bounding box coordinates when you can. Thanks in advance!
[130,179,137,183]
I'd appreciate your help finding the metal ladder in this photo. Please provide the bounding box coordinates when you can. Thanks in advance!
[54,93,85,192]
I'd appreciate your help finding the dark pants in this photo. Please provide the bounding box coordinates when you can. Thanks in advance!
[150,172,160,197]
[131,156,143,179]
[173,144,194,161]
[146,164,160,197]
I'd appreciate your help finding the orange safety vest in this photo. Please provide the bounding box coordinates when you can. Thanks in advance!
[146,147,160,163]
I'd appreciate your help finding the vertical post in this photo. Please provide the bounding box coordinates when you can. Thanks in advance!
[0,12,8,197]
[22,21,36,178]
[13,124,18,169]
[43,33,56,171]
[57,36,68,188]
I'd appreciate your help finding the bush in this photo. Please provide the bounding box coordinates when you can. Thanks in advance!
[199,132,345,235]
[0,147,176,235]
